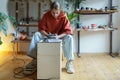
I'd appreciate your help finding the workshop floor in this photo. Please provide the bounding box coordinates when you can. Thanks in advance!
[0,52,120,80]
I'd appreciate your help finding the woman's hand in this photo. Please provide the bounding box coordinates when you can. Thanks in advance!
[47,33,58,39]
[48,33,67,39]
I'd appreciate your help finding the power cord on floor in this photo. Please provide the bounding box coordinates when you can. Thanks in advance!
[11,40,37,79]
[11,39,26,78]
[13,58,26,79]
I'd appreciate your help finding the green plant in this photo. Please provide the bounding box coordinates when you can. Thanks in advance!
[66,0,86,9]
[65,0,85,28]
[0,37,2,45]
[67,12,79,25]
[0,12,18,45]
[75,0,86,9]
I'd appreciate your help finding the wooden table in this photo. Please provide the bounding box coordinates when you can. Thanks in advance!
[11,39,31,59]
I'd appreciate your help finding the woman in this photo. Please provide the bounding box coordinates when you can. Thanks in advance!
[24,1,75,75]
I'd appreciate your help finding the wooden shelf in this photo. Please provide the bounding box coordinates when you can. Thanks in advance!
[11,39,31,43]
[76,28,118,31]
[74,10,118,15]
[75,0,118,57]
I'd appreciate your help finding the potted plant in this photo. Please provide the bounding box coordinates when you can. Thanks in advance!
[67,12,79,29]
[65,0,85,29]
[0,12,17,45]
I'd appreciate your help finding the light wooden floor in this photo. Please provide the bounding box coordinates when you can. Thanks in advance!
[0,53,120,80]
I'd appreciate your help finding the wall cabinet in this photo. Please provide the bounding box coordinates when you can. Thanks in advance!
[75,0,118,57]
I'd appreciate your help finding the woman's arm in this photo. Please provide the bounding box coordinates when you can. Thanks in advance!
[40,30,49,37]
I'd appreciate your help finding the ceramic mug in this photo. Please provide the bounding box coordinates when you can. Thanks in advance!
[91,24,97,28]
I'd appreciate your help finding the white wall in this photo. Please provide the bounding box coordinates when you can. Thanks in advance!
[0,0,120,54]
[0,0,7,13]
[115,0,120,52]
[0,0,16,52]
[73,0,120,53]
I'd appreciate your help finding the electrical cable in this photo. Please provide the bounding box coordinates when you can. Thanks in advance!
[12,36,59,79]
[12,42,26,79]
[13,58,26,79]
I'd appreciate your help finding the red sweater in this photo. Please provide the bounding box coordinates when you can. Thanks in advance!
[38,11,73,35]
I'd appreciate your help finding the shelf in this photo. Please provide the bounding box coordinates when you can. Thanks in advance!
[76,28,118,31]
[74,10,118,15]
[11,39,31,43]
[75,0,118,57]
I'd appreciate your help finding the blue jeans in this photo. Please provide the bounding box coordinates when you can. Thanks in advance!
[28,32,74,61]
